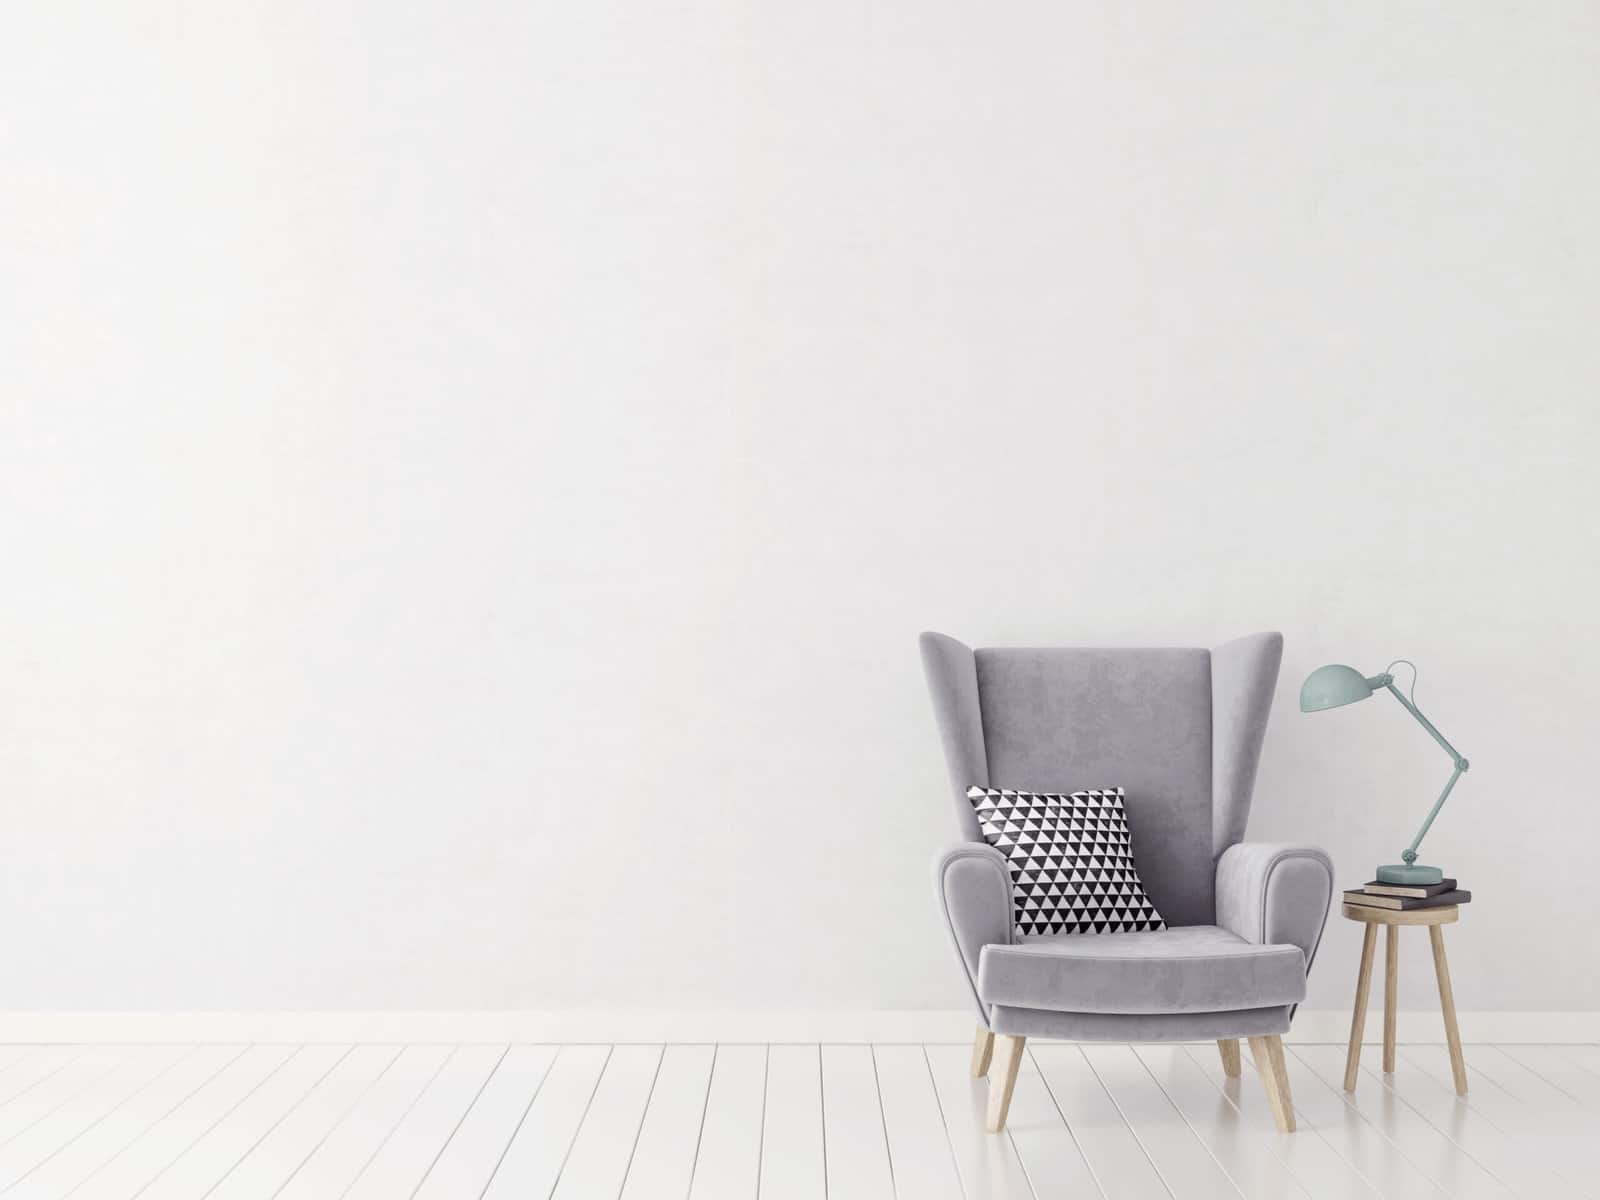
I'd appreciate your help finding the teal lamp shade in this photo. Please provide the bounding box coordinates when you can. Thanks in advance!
[1300,664,1374,712]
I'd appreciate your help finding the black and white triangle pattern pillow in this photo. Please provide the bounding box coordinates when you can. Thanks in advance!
[967,786,1167,937]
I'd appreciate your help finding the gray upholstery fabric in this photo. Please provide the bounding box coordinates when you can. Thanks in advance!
[933,843,1013,1020]
[1215,843,1336,976]
[923,630,1330,1043]
[977,925,1305,1014]
[918,633,989,841]
[988,1003,1292,1042]
[971,646,1215,926]
[1211,633,1284,857]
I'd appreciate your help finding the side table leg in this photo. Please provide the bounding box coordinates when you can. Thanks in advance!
[1429,924,1468,1094]
[1384,924,1399,1073]
[1344,922,1379,1091]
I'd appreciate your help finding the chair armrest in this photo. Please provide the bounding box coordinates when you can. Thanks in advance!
[1215,842,1335,975]
[934,842,1013,1019]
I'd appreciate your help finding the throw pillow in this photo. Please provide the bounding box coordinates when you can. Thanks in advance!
[966,785,1167,937]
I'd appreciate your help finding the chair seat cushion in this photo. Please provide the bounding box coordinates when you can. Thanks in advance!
[977,925,1306,1015]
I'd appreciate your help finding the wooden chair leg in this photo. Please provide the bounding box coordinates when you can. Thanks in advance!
[1344,921,1378,1091]
[1384,924,1399,1073]
[1217,1038,1241,1078]
[986,1035,1025,1132]
[1429,925,1469,1094]
[970,1025,995,1077]
[1248,1035,1296,1132]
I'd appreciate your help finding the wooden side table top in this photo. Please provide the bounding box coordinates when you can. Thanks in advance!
[1340,902,1459,927]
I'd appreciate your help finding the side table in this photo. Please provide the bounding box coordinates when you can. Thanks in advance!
[1341,902,1467,1094]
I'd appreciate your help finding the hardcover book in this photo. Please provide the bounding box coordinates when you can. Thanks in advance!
[1362,878,1457,899]
[1344,888,1471,911]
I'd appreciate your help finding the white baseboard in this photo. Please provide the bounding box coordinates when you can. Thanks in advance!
[1290,1009,1600,1045]
[0,1010,1595,1044]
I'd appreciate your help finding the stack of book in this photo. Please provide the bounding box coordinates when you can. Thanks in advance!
[1343,878,1471,911]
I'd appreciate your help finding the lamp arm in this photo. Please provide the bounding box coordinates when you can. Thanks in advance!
[1401,762,1465,865]
[1379,680,1468,768]
[1381,680,1470,866]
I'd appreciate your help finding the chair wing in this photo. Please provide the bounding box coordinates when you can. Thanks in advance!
[919,631,989,842]
[1211,632,1284,858]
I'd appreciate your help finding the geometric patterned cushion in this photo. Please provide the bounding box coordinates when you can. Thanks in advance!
[966,786,1168,938]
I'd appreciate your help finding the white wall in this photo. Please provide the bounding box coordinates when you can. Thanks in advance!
[4,1,1598,1017]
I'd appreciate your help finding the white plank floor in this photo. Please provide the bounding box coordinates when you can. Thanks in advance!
[0,1043,1594,1197]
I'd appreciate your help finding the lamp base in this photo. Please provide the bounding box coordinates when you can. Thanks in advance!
[1376,862,1444,886]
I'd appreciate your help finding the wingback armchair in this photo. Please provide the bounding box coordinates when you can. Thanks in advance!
[921,631,1334,1133]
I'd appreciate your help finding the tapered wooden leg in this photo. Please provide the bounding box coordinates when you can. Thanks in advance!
[1429,925,1469,1094]
[1217,1038,1241,1078]
[1344,921,1378,1091]
[1383,924,1399,1073]
[970,1025,995,1077]
[1248,1035,1296,1133]
[986,1035,1025,1132]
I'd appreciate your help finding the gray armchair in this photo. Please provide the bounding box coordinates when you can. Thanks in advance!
[921,631,1333,1133]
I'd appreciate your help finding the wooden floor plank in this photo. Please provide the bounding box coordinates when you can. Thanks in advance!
[411,1044,556,1199]
[274,1043,452,1199]
[1175,1045,1377,1200]
[1083,1045,1242,1199]
[1486,1045,1600,1108]
[0,1040,1594,1200]
[1564,1044,1600,1083]
[688,1045,767,1200]
[617,1045,714,1200]
[1132,1046,1309,1200]
[872,1044,962,1200]
[65,1045,298,1200]
[818,1045,893,1200]
[0,1049,123,1149]
[205,1043,401,1198]
[135,1044,352,1200]
[1368,1048,1584,1199]
[1001,1051,1100,1198]
[1463,1044,1580,1109]
[1033,1044,1170,1198]
[6,1045,247,1200]
[342,1044,505,1200]
[923,1043,1034,1200]
[0,1048,47,1088]
[545,1045,661,1200]
[0,1048,83,1111]
[1291,1044,1512,1199]
[757,1045,824,1200]
[1403,1045,1600,1197]
[482,1044,613,1198]
[0,1045,183,1193]
[1256,1041,1448,1198]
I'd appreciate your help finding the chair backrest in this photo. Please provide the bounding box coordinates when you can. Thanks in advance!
[919,631,1282,927]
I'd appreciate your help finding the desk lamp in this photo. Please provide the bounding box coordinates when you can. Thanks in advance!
[1300,660,1470,885]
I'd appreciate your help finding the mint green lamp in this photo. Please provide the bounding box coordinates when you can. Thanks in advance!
[1300,660,1470,886]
